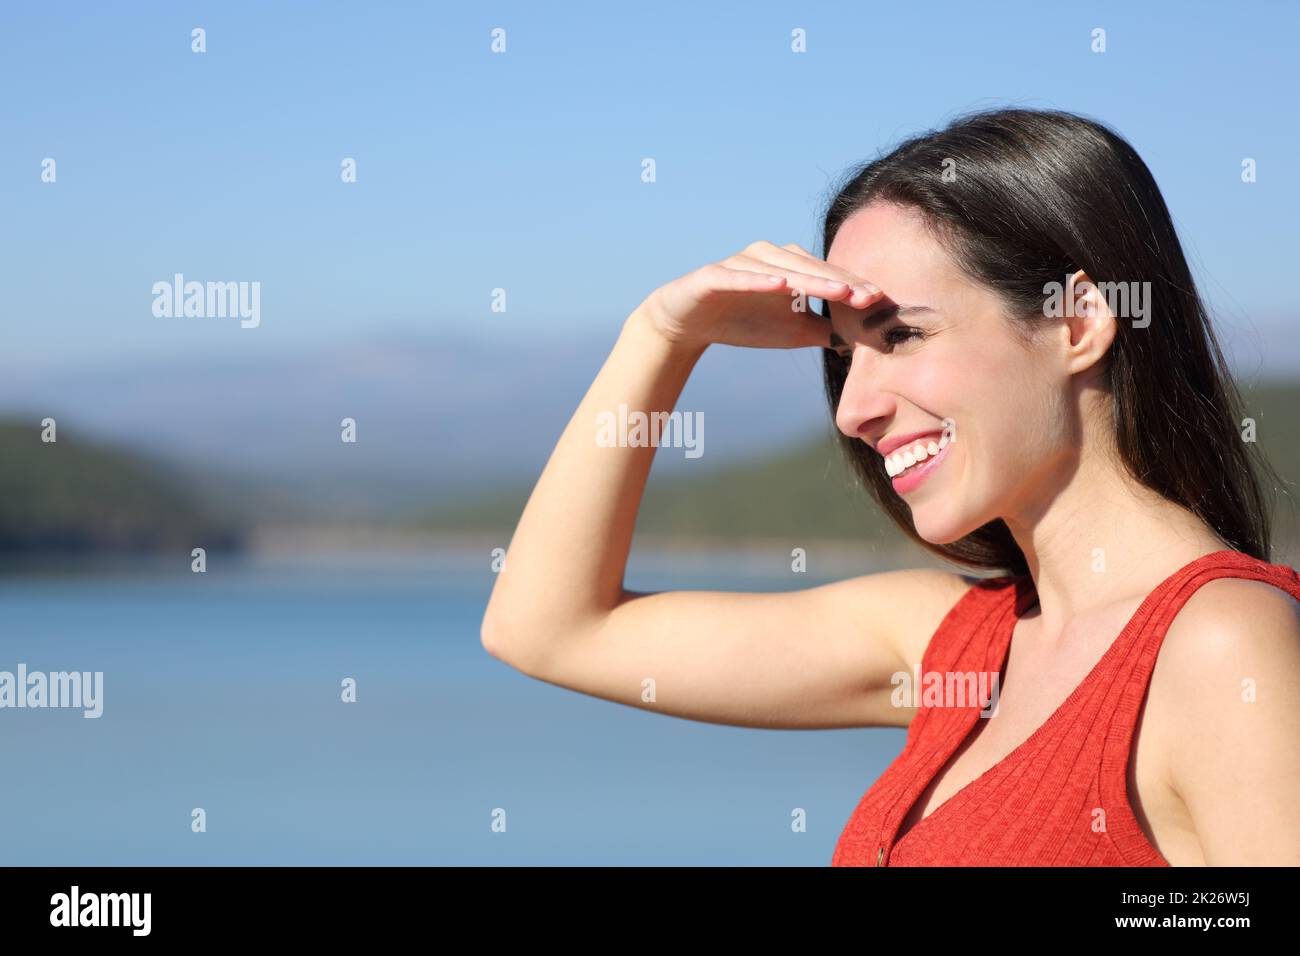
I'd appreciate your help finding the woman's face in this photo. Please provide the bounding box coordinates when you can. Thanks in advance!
[826,200,1073,544]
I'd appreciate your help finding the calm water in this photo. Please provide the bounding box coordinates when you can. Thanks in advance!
[0,550,905,865]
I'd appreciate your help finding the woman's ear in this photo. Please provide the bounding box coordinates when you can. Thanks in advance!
[1063,269,1117,374]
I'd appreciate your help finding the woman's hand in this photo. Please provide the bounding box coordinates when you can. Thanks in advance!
[633,240,883,351]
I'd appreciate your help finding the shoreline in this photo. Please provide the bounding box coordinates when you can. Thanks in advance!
[7,525,1294,579]
[244,525,952,577]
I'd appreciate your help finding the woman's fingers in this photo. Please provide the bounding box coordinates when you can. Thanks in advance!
[747,240,879,291]
[708,269,831,347]
[699,263,788,291]
[780,242,823,262]
[736,241,881,308]
[724,254,847,291]
[724,254,879,309]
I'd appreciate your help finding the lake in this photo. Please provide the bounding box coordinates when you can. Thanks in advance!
[0,548,906,865]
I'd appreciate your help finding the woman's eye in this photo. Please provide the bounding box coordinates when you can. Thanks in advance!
[883,326,925,347]
[835,327,923,364]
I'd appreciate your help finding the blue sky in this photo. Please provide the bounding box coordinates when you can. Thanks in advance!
[3,0,1297,370]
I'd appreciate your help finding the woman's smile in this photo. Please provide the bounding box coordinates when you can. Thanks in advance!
[889,433,953,493]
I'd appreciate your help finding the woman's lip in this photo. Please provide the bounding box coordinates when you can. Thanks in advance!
[890,439,951,494]
[876,429,946,457]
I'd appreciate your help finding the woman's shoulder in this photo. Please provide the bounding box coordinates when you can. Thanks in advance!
[1161,573,1300,666]
[1145,569,1300,863]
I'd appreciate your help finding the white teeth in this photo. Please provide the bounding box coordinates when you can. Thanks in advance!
[885,434,949,478]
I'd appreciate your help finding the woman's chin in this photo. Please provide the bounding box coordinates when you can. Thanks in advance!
[911,510,976,546]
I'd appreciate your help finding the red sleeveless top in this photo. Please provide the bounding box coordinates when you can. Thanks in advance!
[831,548,1300,866]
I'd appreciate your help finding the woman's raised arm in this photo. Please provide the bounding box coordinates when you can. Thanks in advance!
[480,243,973,729]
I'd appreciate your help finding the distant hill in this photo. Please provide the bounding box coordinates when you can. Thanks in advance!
[2,377,1294,555]
[0,421,246,554]
[5,338,1296,540]
[416,429,904,544]
[0,334,830,515]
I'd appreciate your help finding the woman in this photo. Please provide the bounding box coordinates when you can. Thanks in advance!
[480,108,1300,866]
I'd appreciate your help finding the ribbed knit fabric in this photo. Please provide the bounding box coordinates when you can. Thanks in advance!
[831,549,1300,866]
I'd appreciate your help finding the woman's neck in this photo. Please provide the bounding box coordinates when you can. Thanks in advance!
[1002,439,1230,635]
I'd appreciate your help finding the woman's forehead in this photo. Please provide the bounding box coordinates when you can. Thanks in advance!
[828,204,966,304]
[827,202,946,275]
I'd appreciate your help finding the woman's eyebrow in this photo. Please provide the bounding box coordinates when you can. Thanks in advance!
[829,303,937,350]
[864,302,936,324]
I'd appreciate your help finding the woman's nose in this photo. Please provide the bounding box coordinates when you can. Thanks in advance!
[834,351,896,440]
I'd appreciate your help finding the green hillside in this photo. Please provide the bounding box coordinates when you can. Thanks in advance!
[3,378,1294,555]
[418,428,896,542]
[0,421,246,554]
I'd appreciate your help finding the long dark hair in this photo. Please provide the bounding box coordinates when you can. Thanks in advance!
[818,107,1278,574]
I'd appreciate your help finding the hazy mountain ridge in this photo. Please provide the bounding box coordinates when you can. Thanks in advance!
[0,332,831,516]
